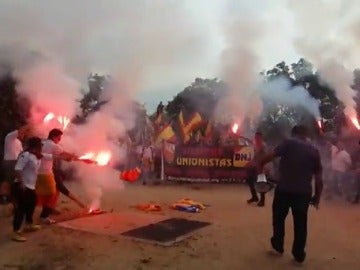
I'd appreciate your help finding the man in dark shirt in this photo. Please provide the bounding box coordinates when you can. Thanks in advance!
[246,132,267,207]
[260,125,323,263]
[351,140,360,204]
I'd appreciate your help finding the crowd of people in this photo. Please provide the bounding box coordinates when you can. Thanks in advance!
[0,125,86,242]
[1,121,359,264]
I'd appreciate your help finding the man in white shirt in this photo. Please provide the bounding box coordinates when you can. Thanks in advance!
[330,141,351,198]
[36,128,77,224]
[1,124,32,203]
[12,137,52,242]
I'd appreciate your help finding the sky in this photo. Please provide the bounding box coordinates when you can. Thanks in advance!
[137,0,300,112]
[1,0,349,114]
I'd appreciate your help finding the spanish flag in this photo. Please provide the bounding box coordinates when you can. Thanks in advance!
[154,112,163,126]
[178,111,203,143]
[155,123,176,146]
[204,121,213,139]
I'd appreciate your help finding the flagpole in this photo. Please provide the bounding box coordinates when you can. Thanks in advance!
[161,140,165,181]
[160,140,165,181]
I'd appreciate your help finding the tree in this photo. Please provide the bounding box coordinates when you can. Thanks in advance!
[165,78,228,121]
[0,72,30,161]
[258,59,340,140]
[74,73,109,123]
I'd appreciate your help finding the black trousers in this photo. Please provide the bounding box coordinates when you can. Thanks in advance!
[354,176,360,202]
[247,168,265,202]
[272,190,311,256]
[12,183,37,232]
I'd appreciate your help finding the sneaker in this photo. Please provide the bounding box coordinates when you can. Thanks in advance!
[12,232,26,242]
[24,224,41,232]
[270,237,284,255]
[40,217,56,225]
[257,201,265,207]
[247,197,259,204]
[292,250,306,263]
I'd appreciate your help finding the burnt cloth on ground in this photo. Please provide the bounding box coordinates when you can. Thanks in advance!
[121,218,211,243]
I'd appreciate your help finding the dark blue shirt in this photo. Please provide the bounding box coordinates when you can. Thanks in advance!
[275,138,322,194]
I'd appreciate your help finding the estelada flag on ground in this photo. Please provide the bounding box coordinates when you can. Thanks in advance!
[154,123,176,146]
[178,111,203,143]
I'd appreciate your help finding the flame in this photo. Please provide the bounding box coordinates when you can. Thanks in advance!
[231,123,239,134]
[317,120,322,129]
[79,152,95,160]
[96,151,112,166]
[350,116,360,130]
[58,116,71,130]
[79,151,111,166]
[43,112,55,123]
[43,113,71,130]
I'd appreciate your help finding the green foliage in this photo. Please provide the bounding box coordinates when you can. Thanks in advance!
[165,78,228,121]
[0,72,30,160]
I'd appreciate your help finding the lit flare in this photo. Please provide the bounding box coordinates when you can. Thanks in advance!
[350,116,360,130]
[79,151,112,166]
[231,123,239,134]
[43,112,71,130]
[317,120,322,129]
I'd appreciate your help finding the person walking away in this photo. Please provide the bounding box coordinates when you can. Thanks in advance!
[36,129,77,224]
[246,132,268,207]
[12,137,53,242]
[260,125,323,263]
[330,141,351,199]
[1,125,32,204]
[351,140,360,204]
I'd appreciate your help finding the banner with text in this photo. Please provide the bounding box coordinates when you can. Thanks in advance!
[164,143,254,182]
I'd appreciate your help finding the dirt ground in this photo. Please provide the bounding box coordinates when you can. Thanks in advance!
[0,181,359,270]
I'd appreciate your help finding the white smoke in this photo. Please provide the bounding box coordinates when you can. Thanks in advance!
[260,76,320,118]
[289,0,360,119]
[0,1,214,208]
[214,18,264,129]
[214,3,314,132]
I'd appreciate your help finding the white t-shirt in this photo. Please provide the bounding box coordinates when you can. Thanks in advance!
[14,152,52,190]
[3,130,23,161]
[331,146,351,172]
[38,139,63,174]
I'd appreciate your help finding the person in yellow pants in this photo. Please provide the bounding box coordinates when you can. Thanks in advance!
[36,129,77,224]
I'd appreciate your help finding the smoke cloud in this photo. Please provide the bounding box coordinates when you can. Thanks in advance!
[214,17,264,130]
[259,76,320,118]
[289,0,360,119]
[215,3,320,133]
[0,0,214,207]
